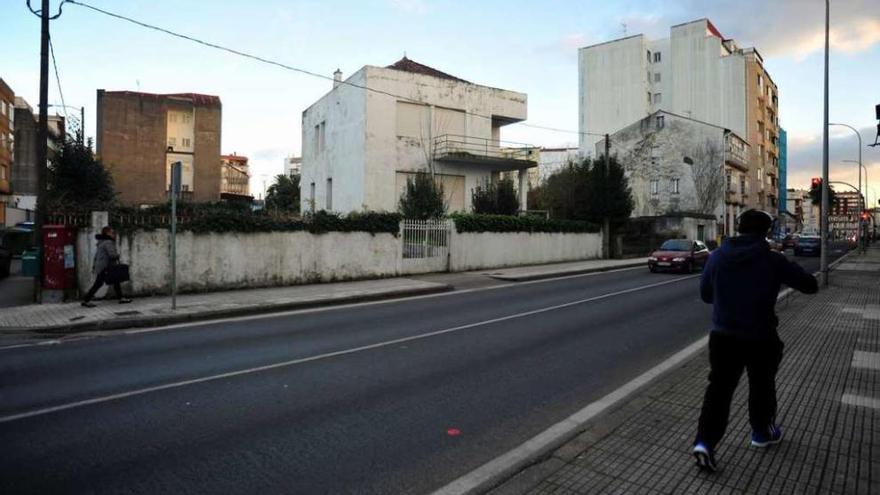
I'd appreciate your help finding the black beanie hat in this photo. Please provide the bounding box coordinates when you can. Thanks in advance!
[737,209,773,235]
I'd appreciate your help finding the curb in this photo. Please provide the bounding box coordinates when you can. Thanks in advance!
[440,250,854,495]
[3,284,453,336]
[487,260,647,282]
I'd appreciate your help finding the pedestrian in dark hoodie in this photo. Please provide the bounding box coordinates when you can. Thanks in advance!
[692,210,817,472]
[81,226,132,307]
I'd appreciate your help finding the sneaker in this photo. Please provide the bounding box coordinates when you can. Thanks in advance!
[119,298,133,304]
[81,302,97,308]
[750,425,783,448]
[693,442,718,472]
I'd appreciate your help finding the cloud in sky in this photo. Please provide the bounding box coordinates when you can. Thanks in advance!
[785,126,880,195]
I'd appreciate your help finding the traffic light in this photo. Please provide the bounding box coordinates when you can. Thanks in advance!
[862,210,870,221]
[811,177,822,189]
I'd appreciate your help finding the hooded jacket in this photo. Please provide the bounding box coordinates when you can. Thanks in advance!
[92,234,120,275]
[700,234,817,339]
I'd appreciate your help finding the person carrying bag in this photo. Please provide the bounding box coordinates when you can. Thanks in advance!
[81,226,133,307]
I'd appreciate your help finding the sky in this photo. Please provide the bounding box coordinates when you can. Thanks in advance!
[4,0,879,202]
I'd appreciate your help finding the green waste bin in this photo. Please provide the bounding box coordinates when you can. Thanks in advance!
[21,248,39,277]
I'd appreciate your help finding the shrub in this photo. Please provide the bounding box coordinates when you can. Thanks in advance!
[471,178,519,215]
[450,213,599,234]
[399,171,446,219]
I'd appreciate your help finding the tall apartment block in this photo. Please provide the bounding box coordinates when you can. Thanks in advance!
[96,90,222,206]
[578,18,779,214]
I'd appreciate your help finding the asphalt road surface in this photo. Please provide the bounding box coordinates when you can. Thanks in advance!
[0,246,847,494]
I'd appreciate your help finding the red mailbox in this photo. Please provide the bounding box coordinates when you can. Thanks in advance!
[42,225,77,290]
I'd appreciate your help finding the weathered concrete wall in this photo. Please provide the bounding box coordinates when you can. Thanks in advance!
[77,228,403,295]
[449,231,602,272]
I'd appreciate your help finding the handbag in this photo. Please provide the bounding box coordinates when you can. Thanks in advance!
[105,263,130,284]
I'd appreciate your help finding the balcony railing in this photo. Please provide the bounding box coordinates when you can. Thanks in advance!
[433,134,537,168]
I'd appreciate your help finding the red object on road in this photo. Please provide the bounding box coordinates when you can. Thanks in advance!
[446,428,461,436]
[42,225,77,290]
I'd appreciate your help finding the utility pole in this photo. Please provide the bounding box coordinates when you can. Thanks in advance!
[820,0,830,287]
[604,133,611,259]
[80,105,85,145]
[34,0,51,303]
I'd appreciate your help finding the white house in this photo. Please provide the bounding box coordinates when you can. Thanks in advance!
[300,57,535,214]
[598,110,750,240]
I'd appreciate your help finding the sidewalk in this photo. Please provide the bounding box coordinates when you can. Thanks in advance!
[489,249,879,494]
[0,278,451,335]
[486,258,648,281]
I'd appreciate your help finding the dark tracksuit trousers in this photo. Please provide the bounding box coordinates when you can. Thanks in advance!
[695,331,784,449]
[83,269,123,302]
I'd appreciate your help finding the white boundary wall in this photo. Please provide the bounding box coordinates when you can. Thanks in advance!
[76,216,603,295]
[449,231,602,272]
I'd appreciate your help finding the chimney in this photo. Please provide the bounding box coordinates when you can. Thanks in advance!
[333,69,342,88]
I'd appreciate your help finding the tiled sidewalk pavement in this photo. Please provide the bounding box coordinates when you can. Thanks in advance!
[0,278,450,334]
[492,250,879,494]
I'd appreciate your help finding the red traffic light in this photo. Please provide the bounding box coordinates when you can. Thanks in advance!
[861,211,870,221]
[811,177,822,188]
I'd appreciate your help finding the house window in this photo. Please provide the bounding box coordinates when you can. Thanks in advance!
[654,72,661,83]
[740,178,746,194]
[309,182,316,211]
[671,178,680,194]
[654,52,661,63]
[181,137,191,148]
[326,178,333,210]
[168,113,178,123]
[182,113,192,124]
[654,93,662,104]
[726,174,732,191]
[647,92,651,105]
[167,137,177,147]
[650,179,659,195]
[655,115,665,129]
[314,121,325,153]
[647,50,652,63]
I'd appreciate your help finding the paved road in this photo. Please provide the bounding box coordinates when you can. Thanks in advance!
[0,247,847,494]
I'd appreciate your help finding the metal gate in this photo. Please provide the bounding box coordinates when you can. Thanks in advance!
[401,219,451,273]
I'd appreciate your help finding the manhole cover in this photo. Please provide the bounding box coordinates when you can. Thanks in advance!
[114,310,142,316]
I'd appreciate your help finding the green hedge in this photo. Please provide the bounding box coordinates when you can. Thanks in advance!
[450,213,599,234]
[110,204,402,236]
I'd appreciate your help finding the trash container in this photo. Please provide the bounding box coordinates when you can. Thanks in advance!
[21,248,39,277]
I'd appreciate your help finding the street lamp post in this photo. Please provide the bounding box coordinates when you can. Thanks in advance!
[821,0,830,287]
[831,124,863,250]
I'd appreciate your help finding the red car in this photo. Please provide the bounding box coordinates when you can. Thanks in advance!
[648,239,711,273]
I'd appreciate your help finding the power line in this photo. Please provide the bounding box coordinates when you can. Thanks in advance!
[65,0,607,140]
[48,34,69,121]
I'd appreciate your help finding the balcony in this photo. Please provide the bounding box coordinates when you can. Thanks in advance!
[433,135,537,170]
[725,144,748,171]
[725,190,742,205]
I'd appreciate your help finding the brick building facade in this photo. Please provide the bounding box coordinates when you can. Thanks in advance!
[96,90,222,205]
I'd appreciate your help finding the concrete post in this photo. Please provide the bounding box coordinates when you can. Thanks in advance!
[518,169,528,212]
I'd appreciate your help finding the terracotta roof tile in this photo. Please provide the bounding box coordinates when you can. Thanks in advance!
[385,56,469,83]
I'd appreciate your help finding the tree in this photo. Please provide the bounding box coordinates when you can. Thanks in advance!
[471,177,519,215]
[265,174,300,213]
[688,140,726,215]
[47,137,117,211]
[809,181,837,211]
[399,171,446,219]
[584,155,634,226]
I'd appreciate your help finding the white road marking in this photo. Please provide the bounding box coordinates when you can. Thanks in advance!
[0,274,697,424]
[841,394,880,410]
[852,351,880,371]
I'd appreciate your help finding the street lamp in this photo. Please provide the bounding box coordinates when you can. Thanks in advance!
[830,123,863,249]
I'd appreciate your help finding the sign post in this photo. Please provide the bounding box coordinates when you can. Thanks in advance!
[170,161,181,310]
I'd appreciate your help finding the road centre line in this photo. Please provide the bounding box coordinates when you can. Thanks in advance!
[0,274,698,424]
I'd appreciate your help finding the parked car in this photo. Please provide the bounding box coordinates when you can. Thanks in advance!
[781,234,800,250]
[794,236,821,257]
[766,237,782,252]
[648,239,710,273]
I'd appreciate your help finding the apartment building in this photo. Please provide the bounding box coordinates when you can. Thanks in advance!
[283,156,302,179]
[578,18,777,214]
[96,90,222,205]
[220,153,251,200]
[0,79,13,225]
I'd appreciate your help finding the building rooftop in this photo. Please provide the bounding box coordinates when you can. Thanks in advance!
[221,154,248,162]
[100,90,222,107]
[385,56,469,84]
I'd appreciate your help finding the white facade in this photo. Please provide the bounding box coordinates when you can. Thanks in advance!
[283,156,301,179]
[537,147,581,183]
[579,19,746,156]
[598,111,750,239]
[300,59,532,214]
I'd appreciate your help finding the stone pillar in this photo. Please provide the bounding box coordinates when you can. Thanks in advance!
[518,169,528,212]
